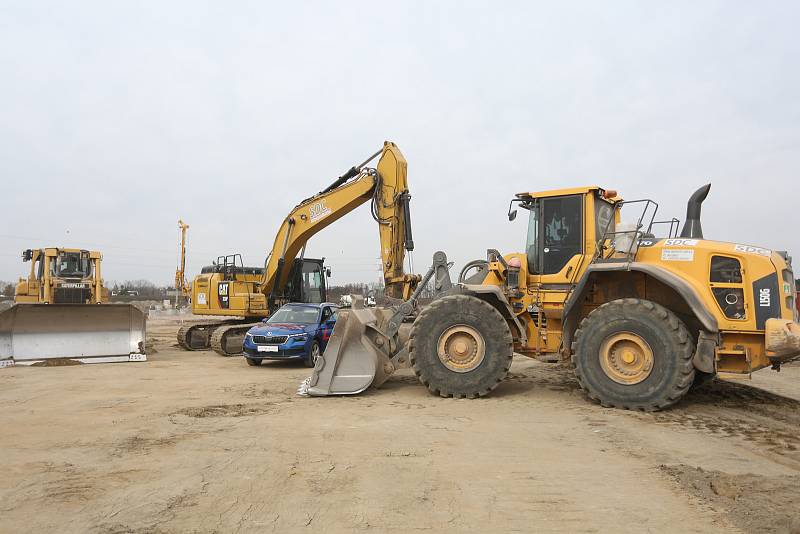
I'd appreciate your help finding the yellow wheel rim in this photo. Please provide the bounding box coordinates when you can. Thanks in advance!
[437,325,485,373]
[599,332,654,385]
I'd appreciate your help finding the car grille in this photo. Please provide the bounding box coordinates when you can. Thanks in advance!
[252,335,288,344]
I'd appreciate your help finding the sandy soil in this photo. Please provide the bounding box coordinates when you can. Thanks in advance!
[1,316,799,533]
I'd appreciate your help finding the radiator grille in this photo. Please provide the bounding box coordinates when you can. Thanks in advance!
[252,335,288,344]
[53,287,91,304]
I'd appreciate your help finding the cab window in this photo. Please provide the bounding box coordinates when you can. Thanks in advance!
[301,262,323,303]
[541,195,583,275]
[525,202,540,274]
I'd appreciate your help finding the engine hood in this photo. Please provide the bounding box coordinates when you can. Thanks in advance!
[249,322,315,336]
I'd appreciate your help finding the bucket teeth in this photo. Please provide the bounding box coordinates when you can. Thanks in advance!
[297,376,312,397]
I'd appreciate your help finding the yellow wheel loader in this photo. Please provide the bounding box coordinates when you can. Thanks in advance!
[304,183,800,411]
[0,248,146,366]
[179,141,419,356]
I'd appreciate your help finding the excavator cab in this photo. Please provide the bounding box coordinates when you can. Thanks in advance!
[283,258,328,304]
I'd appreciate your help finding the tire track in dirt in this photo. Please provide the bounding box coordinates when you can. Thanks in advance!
[501,363,800,468]
[170,402,280,418]
[643,380,800,468]
[661,464,800,534]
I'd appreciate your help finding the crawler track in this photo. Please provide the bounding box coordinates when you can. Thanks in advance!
[177,320,248,351]
[210,322,261,356]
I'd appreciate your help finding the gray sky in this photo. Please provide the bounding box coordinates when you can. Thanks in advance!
[1,1,798,286]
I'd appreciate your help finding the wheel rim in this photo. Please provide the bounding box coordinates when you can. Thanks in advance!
[598,331,654,385]
[311,344,320,364]
[437,325,485,373]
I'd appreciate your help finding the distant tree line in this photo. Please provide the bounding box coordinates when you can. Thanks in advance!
[110,280,170,300]
[0,281,15,299]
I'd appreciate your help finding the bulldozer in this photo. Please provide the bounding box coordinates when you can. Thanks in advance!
[0,247,146,366]
[178,141,419,356]
[304,179,800,411]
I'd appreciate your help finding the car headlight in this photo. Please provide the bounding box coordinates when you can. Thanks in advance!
[245,332,253,338]
[289,333,308,341]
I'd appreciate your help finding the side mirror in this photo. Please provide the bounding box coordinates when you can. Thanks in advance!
[508,209,517,222]
[326,268,332,277]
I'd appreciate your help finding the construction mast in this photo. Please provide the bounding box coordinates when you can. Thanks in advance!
[175,219,190,306]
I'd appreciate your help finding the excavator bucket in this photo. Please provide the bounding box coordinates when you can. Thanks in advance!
[299,298,395,396]
[0,304,147,366]
[298,252,453,397]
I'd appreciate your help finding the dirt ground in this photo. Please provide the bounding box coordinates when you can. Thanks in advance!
[1,315,800,533]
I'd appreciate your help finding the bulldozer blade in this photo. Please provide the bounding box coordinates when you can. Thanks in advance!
[299,304,393,396]
[0,304,147,366]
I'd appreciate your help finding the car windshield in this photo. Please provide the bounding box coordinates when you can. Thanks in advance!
[267,306,319,324]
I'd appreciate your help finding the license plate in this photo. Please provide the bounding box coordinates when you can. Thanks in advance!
[129,354,147,362]
[0,360,15,368]
[257,345,279,353]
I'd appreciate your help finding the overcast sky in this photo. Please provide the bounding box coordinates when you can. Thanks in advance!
[1,1,798,287]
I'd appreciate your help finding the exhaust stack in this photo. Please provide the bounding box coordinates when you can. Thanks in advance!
[679,184,711,239]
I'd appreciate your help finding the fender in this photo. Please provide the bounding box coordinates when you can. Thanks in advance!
[562,262,719,334]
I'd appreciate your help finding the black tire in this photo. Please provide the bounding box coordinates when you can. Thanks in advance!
[305,341,320,368]
[409,294,513,398]
[245,356,261,367]
[571,298,695,411]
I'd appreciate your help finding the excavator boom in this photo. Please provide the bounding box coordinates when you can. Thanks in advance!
[261,141,418,303]
[180,141,420,356]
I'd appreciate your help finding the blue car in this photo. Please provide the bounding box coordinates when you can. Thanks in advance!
[243,302,338,367]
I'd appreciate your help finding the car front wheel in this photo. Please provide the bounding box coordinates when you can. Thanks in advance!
[306,341,320,368]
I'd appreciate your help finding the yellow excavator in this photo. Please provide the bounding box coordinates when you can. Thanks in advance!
[0,248,146,366]
[178,141,419,356]
[304,178,800,411]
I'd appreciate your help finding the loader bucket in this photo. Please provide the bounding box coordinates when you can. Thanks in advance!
[0,304,147,366]
[299,302,394,396]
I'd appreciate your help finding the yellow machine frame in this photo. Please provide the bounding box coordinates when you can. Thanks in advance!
[15,247,107,304]
[180,142,419,355]
[306,182,800,408]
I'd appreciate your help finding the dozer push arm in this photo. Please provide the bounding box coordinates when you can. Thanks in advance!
[260,141,419,306]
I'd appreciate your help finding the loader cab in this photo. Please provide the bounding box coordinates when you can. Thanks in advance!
[511,187,616,279]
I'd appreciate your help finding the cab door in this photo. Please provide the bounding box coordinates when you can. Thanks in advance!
[526,194,585,355]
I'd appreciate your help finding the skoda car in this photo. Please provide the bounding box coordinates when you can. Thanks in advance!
[243,303,338,367]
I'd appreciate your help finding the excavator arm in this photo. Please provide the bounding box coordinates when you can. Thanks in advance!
[261,141,419,305]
